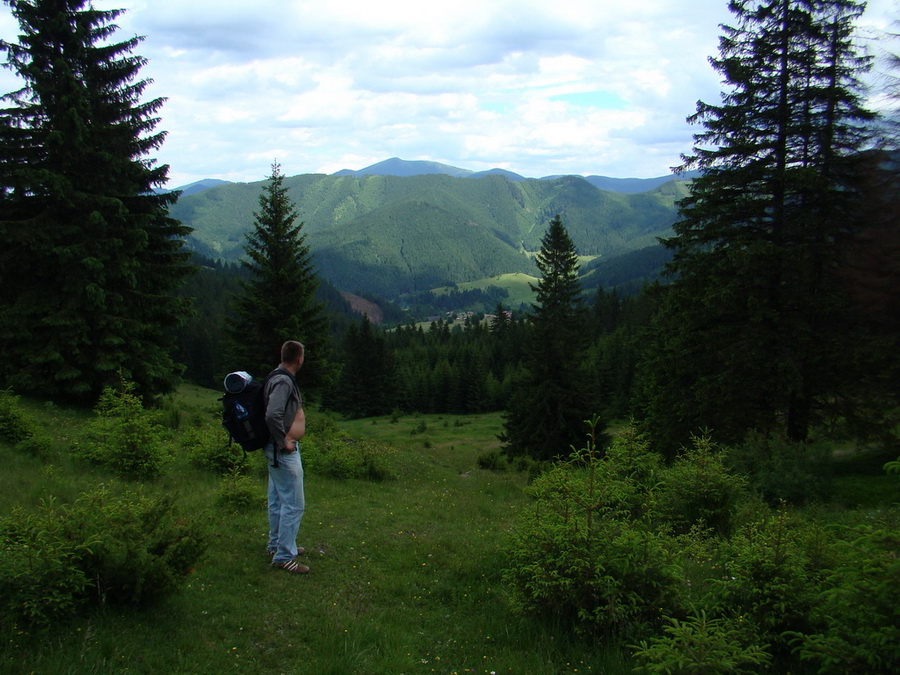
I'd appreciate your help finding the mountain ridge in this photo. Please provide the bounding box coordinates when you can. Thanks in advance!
[171,168,689,301]
[172,157,697,196]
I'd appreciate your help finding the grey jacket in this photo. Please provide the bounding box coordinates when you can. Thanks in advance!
[264,367,302,451]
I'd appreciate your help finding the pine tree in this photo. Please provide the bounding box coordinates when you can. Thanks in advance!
[227,161,333,392]
[331,315,396,418]
[501,215,597,461]
[640,0,875,449]
[0,0,193,402]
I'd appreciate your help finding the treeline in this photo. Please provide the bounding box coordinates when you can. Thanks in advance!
[402,284,512,317]
[322,288,654,421]
[172,252,359,389]
[170,249,653,424]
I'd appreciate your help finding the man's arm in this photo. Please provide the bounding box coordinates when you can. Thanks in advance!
[265,378,291,451]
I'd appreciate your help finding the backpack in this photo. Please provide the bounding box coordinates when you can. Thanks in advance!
[221,370,274,453]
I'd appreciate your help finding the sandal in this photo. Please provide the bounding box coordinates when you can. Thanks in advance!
[273,558,309,574]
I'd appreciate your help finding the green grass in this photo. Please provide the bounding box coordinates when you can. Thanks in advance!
[430,272,539,309]
[0,389,629,674]
[3,389,895,674]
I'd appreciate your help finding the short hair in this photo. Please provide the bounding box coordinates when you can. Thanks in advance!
[281,340,304,363]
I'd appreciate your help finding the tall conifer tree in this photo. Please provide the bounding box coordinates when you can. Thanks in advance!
[227,162,332,392]
[502,215,596,460]
[330,314,396,418]
[0,0,192,402]
[640,0,875,449]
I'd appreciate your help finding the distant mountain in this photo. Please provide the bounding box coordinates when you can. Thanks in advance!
[172,178,232,196]
[333,157,474,178]
[171,169,690,300]
[581,244,675,294]
[471,168,527,182]
[581,172,701,194]
[330,157,692,191]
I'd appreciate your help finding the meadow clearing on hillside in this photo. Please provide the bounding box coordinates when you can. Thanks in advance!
[1,385,896,674]
[0,388,628,674]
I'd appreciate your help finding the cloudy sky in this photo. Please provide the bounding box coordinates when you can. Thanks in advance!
[0,0,896,187]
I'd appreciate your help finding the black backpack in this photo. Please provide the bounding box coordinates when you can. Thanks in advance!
[221,370,275,453]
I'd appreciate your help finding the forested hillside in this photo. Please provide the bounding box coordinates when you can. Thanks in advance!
[172,172,688,298]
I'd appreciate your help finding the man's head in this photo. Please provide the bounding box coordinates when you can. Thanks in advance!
[281,340,305,371]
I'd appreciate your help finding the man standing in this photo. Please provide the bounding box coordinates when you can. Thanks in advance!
[264,340,309,574]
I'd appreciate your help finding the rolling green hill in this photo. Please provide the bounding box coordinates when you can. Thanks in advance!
[171,172,689,300]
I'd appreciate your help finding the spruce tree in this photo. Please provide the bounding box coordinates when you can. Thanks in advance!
[0,0,193,402]
[227,162,333,392]
[501,215,596,461]
[331,314,396,418]
[640,0,875,449]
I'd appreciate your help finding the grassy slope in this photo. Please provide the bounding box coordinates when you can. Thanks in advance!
[431,272,540,310]
[4,387,892,674]
[0,388,628,674]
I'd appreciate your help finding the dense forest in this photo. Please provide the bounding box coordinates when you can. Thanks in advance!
[0,0,895,458]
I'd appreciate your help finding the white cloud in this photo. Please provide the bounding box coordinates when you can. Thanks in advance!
[1,0,897,186]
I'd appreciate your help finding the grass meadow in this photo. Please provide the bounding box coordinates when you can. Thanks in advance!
[431,273,539,310]
[0,386,629,674]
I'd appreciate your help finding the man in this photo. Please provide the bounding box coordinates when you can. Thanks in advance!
[264,340,309,574]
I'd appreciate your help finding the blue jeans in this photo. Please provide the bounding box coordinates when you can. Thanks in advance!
[264,442,305,564]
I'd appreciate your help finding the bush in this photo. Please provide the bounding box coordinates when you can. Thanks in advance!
[182,424,249,474]
[215,471,262,512]
[0,485,206,629]
[788,524,900,673]
[729,431,831,504]
[74,378,172,479]
[0,389,34,445]
[704,506,819,659]
[477,450,507,471]
[632,610,771,674]
[0,502,92,629]
[656,433,747,535]
[302,421,396,480]
[603,425,663,488]
[503,427,684,637]
[0,389,59,459]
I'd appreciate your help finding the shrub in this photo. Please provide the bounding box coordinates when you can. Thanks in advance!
[632,610,771,674]
[67,486,207,605]
[215,471,262,512]
[182,424,249,474]
[601,425,663,518]
[704,506,819,659]
[504,483,684,637]
[0,502,93,629]
[74,378,172,479]
[503,427,684,637]
[788,525,900,673]
[302,424,396,480]
[0,485,206,629]
[656,433,747,535]
[0,389,34,444]
[477,450,507,471]
[0,389,58,459]
[729,431,831,504]
[603,424,663,489]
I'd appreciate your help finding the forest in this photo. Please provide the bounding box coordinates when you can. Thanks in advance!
[0,0,898,672]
